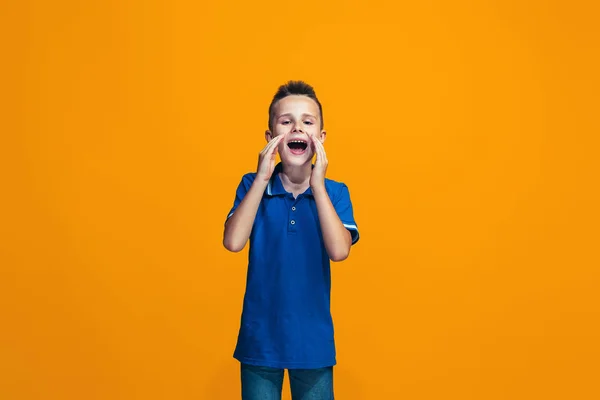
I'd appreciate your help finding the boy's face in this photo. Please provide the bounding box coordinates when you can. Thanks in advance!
[266,95,326,167]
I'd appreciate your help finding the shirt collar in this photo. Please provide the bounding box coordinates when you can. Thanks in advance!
[266,162,314,197]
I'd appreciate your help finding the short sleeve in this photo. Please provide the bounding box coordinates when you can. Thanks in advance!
[225,174,255,224]
[333,184,360,245]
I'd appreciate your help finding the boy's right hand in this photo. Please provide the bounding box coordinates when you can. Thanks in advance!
[257,134,285,181]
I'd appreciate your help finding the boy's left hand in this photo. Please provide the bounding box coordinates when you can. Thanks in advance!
[310,134,328,189]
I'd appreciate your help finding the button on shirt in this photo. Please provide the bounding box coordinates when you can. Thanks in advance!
[226,163,359,369]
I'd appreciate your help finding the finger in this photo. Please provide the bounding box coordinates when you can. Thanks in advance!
[311,135,322,162]
[264,134,282,151]
[268,135,284,156]
[261,134,284,155]
[314,134,326,152]
[310,133,320,148]
[311,133,324,148]
[317,145,326,166]
[316,136,327,161]
[271,143,279,160]
[310,135,321,162]
[312,135,326,163]
[272,134,285,146]
[266,138,284,165]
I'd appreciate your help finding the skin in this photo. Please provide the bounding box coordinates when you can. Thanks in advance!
[223,95,352,261]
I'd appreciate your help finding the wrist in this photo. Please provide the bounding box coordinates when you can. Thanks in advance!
[310,182,326,194]
[252,175,270,188]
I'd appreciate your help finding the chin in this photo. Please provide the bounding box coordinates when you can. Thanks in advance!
[280,152,313,167]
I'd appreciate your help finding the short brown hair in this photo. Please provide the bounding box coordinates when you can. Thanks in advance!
[268,80,324,131]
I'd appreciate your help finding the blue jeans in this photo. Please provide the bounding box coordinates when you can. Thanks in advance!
[241,363,334,400]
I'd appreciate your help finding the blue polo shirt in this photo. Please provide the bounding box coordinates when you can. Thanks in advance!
[226,163,359,369]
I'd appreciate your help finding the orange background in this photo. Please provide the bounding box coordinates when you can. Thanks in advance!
[2,0,599,399]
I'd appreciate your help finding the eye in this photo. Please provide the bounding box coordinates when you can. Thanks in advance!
[281,120,291,125]
[304,121,314,125]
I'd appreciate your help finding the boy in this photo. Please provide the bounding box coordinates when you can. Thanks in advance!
[223,81,359,400]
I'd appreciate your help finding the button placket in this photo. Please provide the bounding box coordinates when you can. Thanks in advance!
[288,201,298,233]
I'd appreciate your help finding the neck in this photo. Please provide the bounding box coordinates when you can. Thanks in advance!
[279,162,312,189]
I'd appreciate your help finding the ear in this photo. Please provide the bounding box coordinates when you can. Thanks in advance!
[319,130,327,143]
[265,130,273,142]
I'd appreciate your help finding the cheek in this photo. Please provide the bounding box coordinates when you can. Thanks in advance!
[273,127,288,138]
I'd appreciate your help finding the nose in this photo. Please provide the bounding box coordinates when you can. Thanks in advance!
[292,122,304,133]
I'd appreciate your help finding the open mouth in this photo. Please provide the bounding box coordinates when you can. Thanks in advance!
[287,139,308,155]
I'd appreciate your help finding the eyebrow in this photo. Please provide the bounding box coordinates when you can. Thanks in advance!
[277,113,317,119]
